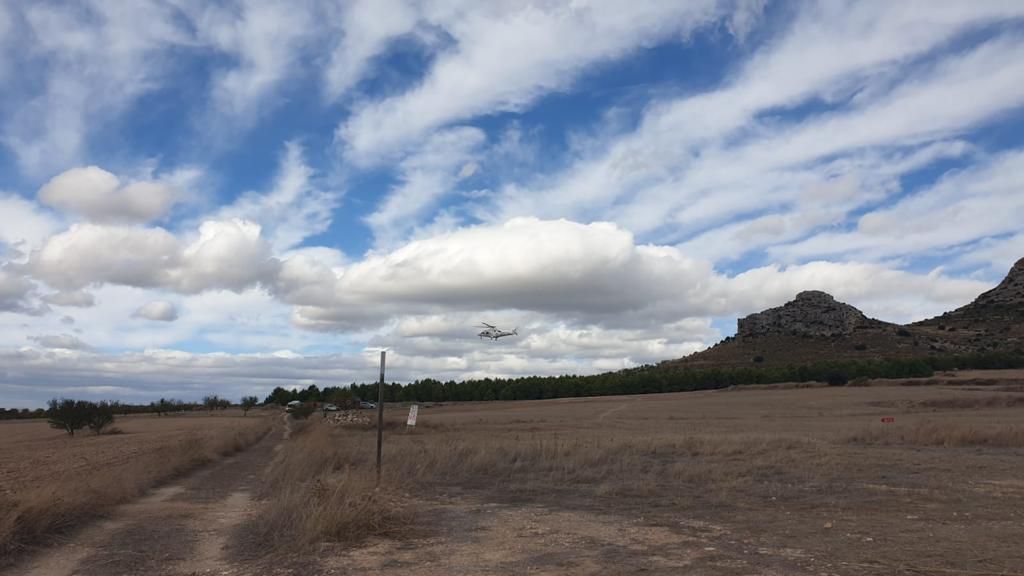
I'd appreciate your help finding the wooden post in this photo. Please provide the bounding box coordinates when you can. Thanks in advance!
[376,349,386,485]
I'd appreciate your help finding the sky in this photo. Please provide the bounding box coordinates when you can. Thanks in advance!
[2,1,1023,408]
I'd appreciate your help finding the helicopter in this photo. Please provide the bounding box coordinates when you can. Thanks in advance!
[476,322,518,340]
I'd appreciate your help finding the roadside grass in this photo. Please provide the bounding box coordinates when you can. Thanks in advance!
[0,418,271,560]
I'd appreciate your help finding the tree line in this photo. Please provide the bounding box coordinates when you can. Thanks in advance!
[262,351,1024,405]
[9,351,1024,420]
[2,394,263,424]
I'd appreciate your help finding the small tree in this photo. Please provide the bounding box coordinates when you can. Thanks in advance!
[203,395,219,413]
[86,401,115,434]
[47,398,90,436]
[240,396,259,416]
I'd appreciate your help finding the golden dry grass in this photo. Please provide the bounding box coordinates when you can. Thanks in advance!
[848,420,1024,447]
[0,413,271,558]
[254,380,1024,573]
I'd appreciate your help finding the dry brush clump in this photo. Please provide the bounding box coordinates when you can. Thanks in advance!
[0,418,271,560]
[848,420,1024,447]
[247,423,413,552]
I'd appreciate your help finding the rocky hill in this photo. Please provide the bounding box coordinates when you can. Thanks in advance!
[665,258,1024,369]
[737,290,891,337]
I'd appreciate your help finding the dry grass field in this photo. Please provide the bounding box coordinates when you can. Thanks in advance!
[0,411,271,560]
[250,371,1024,575]
[2,372,1023,575]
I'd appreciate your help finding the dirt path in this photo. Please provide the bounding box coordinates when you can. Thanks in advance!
[2,428,280,576]
[595,396,638,421]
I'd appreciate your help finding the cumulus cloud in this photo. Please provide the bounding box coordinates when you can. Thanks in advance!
[132,300,178,322]
[0,193,61,254]
[0,268,43,314]
[284,218,990,331]
[37,166,181,224]
[28,219,278,294]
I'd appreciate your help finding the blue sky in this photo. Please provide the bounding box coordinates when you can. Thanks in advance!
[1,1,1023,407]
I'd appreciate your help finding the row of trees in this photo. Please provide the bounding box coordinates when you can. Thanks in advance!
[2,395,266,423]
[263,351,1024,406]
[15,351,1024,421]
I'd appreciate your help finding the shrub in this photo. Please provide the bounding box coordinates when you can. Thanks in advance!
[290,404,316,420]
[853,343,867,351]
[47,398,91,436]
[896,328,912,337]
[752,355,765,363]
[826,372,849,387]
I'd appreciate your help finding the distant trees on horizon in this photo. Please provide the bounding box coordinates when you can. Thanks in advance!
[4,351,1022,419]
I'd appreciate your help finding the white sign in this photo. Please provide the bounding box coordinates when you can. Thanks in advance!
[406,404,419,427]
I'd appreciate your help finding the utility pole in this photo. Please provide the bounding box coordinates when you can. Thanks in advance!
[376,349,386,485]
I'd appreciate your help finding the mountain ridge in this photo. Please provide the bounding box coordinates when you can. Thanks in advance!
[665,258,1024,369]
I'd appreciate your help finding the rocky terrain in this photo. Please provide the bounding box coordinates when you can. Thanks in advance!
[736,290,891,338]
[669,258,1024,369]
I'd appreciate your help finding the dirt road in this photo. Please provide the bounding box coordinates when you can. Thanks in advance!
[3,427,280,576]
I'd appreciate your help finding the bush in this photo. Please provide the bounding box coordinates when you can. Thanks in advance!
[290,404,316,420]
[47,398,91,436]
[826,372,849,387]
[853,343,867,351]
[752,355,765,363]
[896,329,912,337]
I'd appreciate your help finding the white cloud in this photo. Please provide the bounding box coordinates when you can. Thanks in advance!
[364,126,486,248]
[28,333,91,351]
[321,0,419,100]
[186,0,316,126]
[339,0,726,163]
[41,290,95,308]
[217,141,338,251]
[488,5,1024,241]
[37,166,181,224]
[28,219,278,294]
[0,268,43,315]
[4,1,191,176]
[285,217,989,331]
[775,150,1024,263]
[0,193,61,255]
[133,300,178,322]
